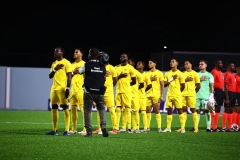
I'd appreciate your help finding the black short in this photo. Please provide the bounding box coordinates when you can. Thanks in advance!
[224,91,236,107]
[214,88,224,106]
[236,93,240,106]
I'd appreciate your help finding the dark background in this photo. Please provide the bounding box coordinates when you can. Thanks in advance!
[1,2,240,69]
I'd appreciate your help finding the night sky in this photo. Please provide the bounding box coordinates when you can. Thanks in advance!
[1,2,240,68]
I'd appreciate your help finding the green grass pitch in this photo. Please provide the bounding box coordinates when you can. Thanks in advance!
[0,110,240,160]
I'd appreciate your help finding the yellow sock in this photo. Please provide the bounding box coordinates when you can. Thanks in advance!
[192,112,198,130]
[156,113,161,128]
[63,109,70,132]
[141,111,148,130]
[167,115,172,129]
[147,113,151,129]
[138,111,141,129]
[125,108,131,130]
[108,106,117,129]
[135,110,140,130]
[182,112,187,124]
[115,107,121,130]
[121,109,126,129]
[52,109,59,131]
[97,110,101,130]
[71,105,78,131]
[132,111,136,130]
[179,113,185,130]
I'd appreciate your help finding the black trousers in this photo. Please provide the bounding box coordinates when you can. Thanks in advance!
[84,92,106,134]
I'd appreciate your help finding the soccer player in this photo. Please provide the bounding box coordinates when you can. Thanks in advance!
[196,60,214,132]
[129,58,144,133]
[175,60,200,133]
[223,62,236,132]
[46,47,72,136]
[93,52,118,135]
[163,59,185,133]
[235,66,240,130]
[136,60,152,132]
[211,59,224,132]
[115,53,136,132]
[145,59,164,132]
[68,49,86,135]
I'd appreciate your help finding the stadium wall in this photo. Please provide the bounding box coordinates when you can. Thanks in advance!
[0,66,51,110]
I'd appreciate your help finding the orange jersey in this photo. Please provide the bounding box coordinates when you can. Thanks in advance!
[224,71,236,92]
[211,68,224,90]
[235,74,240,93]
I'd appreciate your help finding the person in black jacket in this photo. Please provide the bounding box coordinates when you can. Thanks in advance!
[73,48,108,138]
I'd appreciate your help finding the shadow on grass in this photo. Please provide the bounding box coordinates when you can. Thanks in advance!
[0,128,52,135]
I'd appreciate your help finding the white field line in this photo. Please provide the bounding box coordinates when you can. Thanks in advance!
[0,121,110,127]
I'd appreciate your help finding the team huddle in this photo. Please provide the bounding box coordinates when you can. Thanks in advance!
[46,47,240,137]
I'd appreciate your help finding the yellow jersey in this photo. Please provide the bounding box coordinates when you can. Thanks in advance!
[104,64,117,95]
[50,58,72,90]
[182,70,200,96]
[115,64,135,94]
[71,60,85,92]
[138,71,151,99]
[164,69,185,97]
[131,69,144,98]
[146,69,164,98]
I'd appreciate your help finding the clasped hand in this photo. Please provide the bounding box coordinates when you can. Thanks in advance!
[73,67,80,75]
[118,72,127,79]
[168,74,178,83]
[54,64,64,71]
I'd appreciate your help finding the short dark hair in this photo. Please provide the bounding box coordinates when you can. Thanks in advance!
[149,59,157,64]
[56,46,65,54]
[185,59,194,66]
[200,59,208,65]
[226,62,234,67]
[171,58,178,63]
[214,59,222,64]
[75,48,84,55]
[129,57,136,65]
[121,52,130,59]
[88,48,100,59]
[138,60,146,68]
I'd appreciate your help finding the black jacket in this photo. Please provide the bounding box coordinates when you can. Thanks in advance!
[84,60,106,95]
